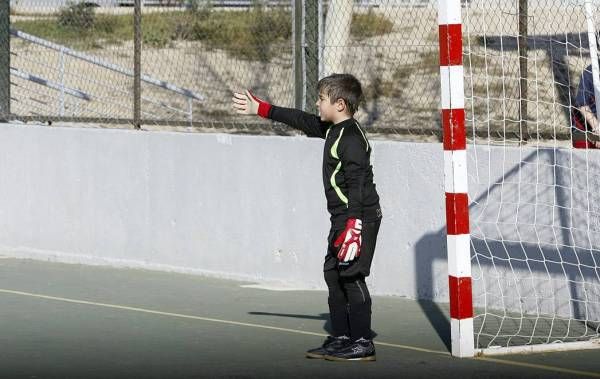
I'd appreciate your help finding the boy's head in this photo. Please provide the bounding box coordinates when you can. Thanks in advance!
[316,74,363,122]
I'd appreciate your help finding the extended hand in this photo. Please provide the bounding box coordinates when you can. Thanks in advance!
[334,218,362,262]
[232,90,271,118]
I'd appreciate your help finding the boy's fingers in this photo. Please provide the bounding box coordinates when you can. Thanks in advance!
[348,248,356,262]
[231,92,250,114]
[245,89,257,102]
[232,97,247,105]
[232,103,250,114]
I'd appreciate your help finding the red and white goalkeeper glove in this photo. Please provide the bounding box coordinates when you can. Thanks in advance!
[231,90,272,118]
[334,218,362,262]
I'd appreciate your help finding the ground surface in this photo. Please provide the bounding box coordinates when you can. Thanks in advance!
[0,258,599,378]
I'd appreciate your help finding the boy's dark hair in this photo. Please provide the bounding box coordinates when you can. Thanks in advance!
[317,73,363,115]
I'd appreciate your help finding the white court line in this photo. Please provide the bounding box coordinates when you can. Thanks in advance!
[1,288,599,378]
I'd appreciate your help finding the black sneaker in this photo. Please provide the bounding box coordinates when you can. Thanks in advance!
[305,336,351,359]
[324,338,376,361]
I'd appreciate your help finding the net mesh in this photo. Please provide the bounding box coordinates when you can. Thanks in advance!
[463,0,600,350]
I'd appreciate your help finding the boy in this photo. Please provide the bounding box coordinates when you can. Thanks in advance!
[232,74,382,362]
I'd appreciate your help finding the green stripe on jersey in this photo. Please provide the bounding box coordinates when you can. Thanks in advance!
[330,128,348,205]
[354,120,369,151]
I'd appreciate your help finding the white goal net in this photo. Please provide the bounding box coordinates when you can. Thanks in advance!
[462,0,600,353]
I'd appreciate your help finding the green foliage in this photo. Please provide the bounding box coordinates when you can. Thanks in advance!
[51,5,292,58]
[350,10,394,40]
[14,11,131,50]
[58,1,96,30]
[187,0,201,13]
[187,5,292,61]
[94,14,120,34]
[14,7,392,59]
[186,0,212,21]
[142,16,174,48]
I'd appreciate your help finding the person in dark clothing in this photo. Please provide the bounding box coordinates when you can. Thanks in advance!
[232,74,382,362]
[573,63,600,148]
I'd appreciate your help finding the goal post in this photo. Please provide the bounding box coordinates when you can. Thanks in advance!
[439,0,475,358]
[440,0,600,357]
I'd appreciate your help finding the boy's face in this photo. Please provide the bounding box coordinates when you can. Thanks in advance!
[316,92,345,122]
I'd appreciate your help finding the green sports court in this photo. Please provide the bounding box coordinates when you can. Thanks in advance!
[1,258,598,378]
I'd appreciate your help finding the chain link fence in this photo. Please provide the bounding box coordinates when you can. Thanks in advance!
[5,1,600,142]
[463,0,600,145]
[4,0,441,138]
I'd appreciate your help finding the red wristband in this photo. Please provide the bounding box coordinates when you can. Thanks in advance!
[257,101,272,118]
[248,92,272,118]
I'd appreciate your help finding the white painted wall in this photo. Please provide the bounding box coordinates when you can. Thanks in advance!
[0,123,598,325]
[0,124,446,300]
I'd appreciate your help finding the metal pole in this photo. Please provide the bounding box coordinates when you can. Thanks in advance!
[294,0,303,109]
[518,0,528,142]
[318,0,323,79]
[585,0,600,125]
[324,0,352,77]
[134,0,142,129]
[59,50,65,117]
[0,1,10,121]
[305,0,319,111]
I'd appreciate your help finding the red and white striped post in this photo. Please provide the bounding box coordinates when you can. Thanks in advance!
[438,0,474,358]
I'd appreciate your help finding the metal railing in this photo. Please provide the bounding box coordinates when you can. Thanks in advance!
[11,67,92,101]
[10,28,204,124]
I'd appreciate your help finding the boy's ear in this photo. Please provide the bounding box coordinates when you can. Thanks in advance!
[336,98,347,112]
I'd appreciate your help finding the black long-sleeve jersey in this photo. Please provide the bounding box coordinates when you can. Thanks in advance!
[268,105,381,228]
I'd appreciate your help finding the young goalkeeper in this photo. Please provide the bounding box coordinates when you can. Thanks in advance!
[232,73,382,362]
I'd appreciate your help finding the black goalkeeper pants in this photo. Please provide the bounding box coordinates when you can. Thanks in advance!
[324,219,381,341]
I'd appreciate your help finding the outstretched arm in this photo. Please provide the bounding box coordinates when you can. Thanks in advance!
[232,90,330,138]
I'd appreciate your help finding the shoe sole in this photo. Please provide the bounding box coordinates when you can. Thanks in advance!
[324,355,376,362]
[305,352,327,359]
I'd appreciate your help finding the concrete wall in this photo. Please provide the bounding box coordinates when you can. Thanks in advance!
[0,124,447,299]
[1,123,598,322]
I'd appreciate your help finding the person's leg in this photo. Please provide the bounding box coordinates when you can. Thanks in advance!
[343,275,372,341]
[340,219,380,340]
[323,275,375,361]
[324,268,350,337]
[306,228,351,359]
[322,226,350,337]
[325,219,381,361]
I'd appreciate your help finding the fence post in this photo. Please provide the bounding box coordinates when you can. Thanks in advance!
[0,1,10,121]
[585,0,600,128]
[294,0,303,109]
[518,0,528,142]
[305,0,319,111]
[59,50,65,117]
[133,0,142,129]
